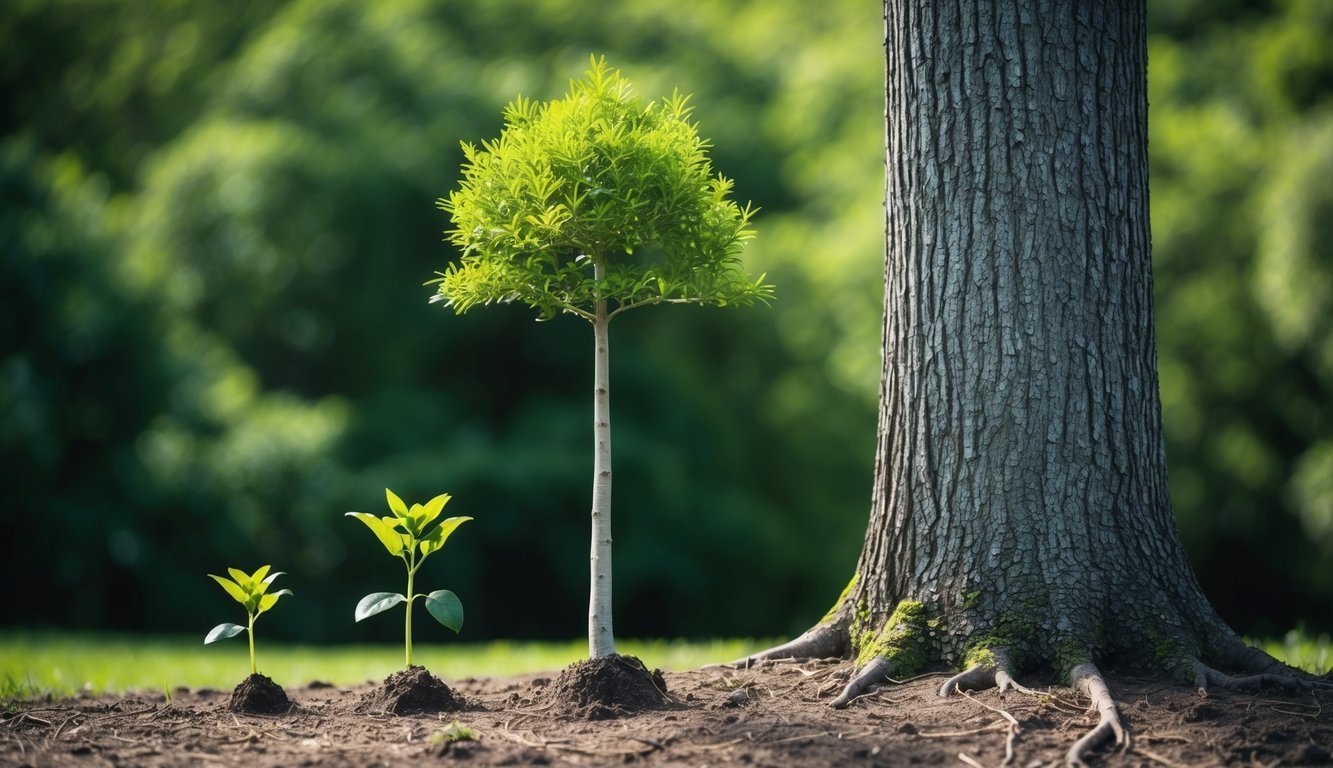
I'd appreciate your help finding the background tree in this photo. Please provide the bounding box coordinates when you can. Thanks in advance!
[434,58,770,659]
[1,0,1329,651]
[745,1,1308,764]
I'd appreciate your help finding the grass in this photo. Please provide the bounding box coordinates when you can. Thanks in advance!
[1258,629,1332,676]
[0,632,770,700]
[3,629,1327,702]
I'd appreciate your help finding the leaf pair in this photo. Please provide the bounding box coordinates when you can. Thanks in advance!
[354,589,464,633]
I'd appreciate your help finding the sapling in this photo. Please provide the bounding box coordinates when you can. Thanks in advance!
[433,56,771,659]
[347,489,471,668]
[204,565,293,676]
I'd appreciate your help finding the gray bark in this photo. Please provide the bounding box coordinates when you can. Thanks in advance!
[853,0,1231,666]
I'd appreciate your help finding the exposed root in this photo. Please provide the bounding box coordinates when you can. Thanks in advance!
[938,648,1035,697]
[1067,662,1127,768]
[1220,640,1314,683]
[734,624,847,668]
[830,656,892,709]
[1188,659,1305,698]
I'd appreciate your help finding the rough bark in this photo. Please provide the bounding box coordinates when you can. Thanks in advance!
[589,258,616,659]
[745,0,1304,761]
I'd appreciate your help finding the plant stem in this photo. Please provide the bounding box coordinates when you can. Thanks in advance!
[247,613,256,676]
[588,256,616,659]
[405,562,415,668]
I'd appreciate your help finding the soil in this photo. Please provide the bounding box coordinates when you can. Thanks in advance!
[227,674,292,715]
[355,666,465,716]
[3,659,1330,767]
[545,654,670,719]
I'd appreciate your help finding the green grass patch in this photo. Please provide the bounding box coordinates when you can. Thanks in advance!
[0,632,770,699]
[1259,630,1331,675]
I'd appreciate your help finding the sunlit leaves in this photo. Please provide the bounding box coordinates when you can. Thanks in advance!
[346,512,408,556]
[347,489,471,664]
[204,565,292,674]
[433,55,772,322]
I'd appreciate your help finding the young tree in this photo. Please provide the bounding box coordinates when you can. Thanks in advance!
[434,57,771,660]
[745,2,1305,764]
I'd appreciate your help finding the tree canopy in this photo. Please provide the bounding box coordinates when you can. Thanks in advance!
[436,57,769,321]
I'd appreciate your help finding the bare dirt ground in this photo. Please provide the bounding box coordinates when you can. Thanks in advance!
[4,658,1330,767]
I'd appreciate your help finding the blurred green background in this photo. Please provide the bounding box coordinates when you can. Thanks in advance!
[2,0,1330,648]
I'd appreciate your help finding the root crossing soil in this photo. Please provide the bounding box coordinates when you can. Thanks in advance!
[3,660,1330,766]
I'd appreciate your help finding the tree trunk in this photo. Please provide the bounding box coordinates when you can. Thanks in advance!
[747,0,1302,760]
[588,258,616,659]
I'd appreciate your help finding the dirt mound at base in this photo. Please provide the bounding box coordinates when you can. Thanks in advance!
[546,654,669,719]
[356,665,464,715]
[228,674,292,714]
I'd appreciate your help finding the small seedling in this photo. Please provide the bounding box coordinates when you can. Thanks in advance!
[347,489,471,668]
[204,565,293,676]
[431,720,478,745]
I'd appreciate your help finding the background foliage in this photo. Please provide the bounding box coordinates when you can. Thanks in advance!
[2,0,1329,645]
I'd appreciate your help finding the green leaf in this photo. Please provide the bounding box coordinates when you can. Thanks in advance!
[210,574,250,606]
[256,571,286,595]
[385,488,409,519]
[205,623,246,645]
[257,588,293,615]
[420,516,473,557]
[424,590,464,633]
[347,512,407,556]
[227,567,252,591]
[414,493,451,530]
[249,565,272,585]
[355,592,406,622]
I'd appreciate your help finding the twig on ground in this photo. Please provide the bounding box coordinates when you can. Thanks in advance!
[957,751,987,768]
[1134,745,1189,768]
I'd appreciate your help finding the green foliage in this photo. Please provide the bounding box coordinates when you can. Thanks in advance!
[348,489,470,667]
[432,721,478,745]
[434,56,771,322]
[2,0,1331,646]
[204,565,292,676]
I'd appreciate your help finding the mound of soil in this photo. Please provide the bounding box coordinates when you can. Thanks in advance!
[227,673,291,714]
[355,665,464,715]
[547,653,670,718]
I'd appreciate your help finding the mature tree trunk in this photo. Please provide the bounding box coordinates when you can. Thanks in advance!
[746,1,1302,763]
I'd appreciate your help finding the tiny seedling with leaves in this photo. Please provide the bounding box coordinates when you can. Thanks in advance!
[347,489,472,667]
[204,566,293,676]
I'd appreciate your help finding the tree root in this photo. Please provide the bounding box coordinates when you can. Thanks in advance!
[1220,638,1314,682]
[1067,662,1127,768]
[734,624,847,668]
[830,656,892,709]
[938,648,1035,697]
[1188,659,1305,698]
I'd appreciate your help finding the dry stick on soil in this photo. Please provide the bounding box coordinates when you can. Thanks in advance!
[1067,663,1128,768]
[960,691,1020,766]
[957,752,986,768]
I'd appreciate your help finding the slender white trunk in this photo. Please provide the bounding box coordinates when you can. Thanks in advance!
[588,259,616,659]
